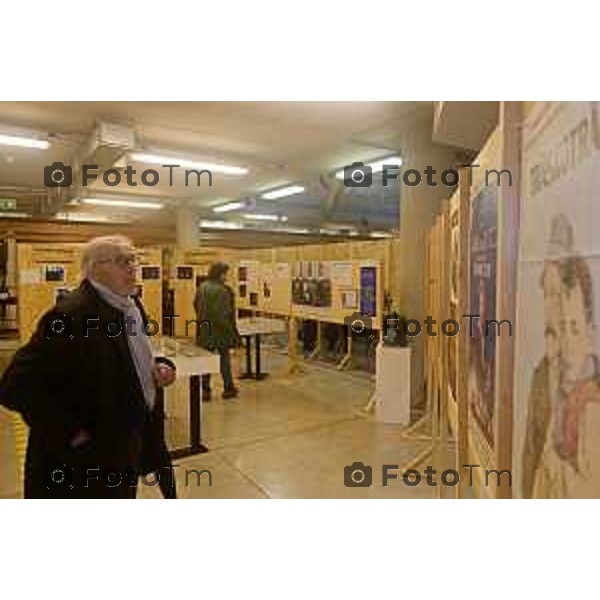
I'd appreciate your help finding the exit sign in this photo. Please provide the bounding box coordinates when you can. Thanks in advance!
[0,198,17,211]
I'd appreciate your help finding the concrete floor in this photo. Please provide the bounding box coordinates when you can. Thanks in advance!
[140,350,438,499]
[1,348,442,499]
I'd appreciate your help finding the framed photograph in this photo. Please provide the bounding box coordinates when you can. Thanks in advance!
[44,265,65,282]
[177,266,193,280]
[341,290,358,309]
[141,266,161,280]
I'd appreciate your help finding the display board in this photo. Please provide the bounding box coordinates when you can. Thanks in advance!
[427,108,520,498]
[237,259,261,309]
[514,101,600,498]
[260,261,291,314]
[17,243,83,343]
[134,247,163,331]
[18,243,165,343]
[230,241,392,325]
[448,190,461,404]
[466,128,502,473]
[291,259,383,328]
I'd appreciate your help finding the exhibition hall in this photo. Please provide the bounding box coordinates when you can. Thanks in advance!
[0,100,597,499]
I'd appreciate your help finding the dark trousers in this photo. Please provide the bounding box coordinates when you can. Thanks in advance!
[202,348,235,392]
[143,451,177,499]
[140,397,177,499]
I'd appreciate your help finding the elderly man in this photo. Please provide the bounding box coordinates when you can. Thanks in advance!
[0,235,176,498]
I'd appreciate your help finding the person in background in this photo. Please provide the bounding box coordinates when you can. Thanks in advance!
[0,235,177,498]
[194,262,240,399]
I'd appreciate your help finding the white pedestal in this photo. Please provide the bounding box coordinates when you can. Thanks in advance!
[374,345,411,425]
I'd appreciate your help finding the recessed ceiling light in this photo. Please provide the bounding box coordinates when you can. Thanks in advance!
[260,185,305,200]
[130,152,248,175]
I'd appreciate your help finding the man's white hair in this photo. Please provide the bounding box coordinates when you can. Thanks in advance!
[81,235,134,278]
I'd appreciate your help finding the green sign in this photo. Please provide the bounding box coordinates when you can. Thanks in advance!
[0,198,17,211]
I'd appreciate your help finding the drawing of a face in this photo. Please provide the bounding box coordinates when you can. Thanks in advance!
[561,281,593,390]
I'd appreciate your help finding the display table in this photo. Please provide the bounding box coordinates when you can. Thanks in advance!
[237,317,286,380]
[153,338,220,457]
[373,345,411,425]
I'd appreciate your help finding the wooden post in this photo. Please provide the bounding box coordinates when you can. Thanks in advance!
[456,167,472,498]
[438,202,451,498]
[494,102,522,499]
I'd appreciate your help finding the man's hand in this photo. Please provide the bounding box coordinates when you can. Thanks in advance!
[153,364,176,388]
[70,428,91,449]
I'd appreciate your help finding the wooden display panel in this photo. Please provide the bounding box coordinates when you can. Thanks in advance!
[464,103,521,498]
[17,243,168,344]
[513,101,600,498]
[17,243,83,343]
[291,259,383,329]
[135,246,163,333]
[230,240,393,323]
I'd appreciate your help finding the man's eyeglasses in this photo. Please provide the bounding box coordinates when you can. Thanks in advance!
[97,255,139,268]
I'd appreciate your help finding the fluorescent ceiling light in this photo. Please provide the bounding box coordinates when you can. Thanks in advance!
[260,185,305,200]
[274,226,311,235]
[335,155,402,179]
[0,134,49,150]
[130,152,248,175]
[55,212,119,223]
[213,201,245,213]
[243,213,287,222]
[319,227,358,236]
[369,231,393,238]
[0,212,31,218]
[199,220,243,230]
[82,198,164,210]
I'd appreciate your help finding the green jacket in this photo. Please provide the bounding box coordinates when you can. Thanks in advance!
[194,280,240,351]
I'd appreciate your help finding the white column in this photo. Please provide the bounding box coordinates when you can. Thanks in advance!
[176,203,200,249]
[397,128,457,409]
